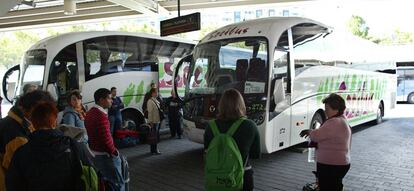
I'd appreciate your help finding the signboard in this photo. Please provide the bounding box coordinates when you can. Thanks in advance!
[160,12,200,36]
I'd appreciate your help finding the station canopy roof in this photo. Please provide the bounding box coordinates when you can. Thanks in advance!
[0,0,310,31]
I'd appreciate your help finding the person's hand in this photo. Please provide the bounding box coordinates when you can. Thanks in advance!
[111,150,119,157]
[300,129,311,138]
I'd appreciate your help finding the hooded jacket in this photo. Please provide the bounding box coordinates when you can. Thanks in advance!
[5,129,86,191]
[0,106,32,191]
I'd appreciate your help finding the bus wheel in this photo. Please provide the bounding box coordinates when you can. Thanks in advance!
[408,93,414,104]
[122,110,144,130]
[310,112,323,130]
[374,103,384,125]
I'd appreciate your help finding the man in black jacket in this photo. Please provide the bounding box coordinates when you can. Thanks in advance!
[166,90,183,139]
[0,90,55,190]
[6,102,92,191]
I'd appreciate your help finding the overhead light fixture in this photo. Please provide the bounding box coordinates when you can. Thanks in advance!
[64,0,76,15]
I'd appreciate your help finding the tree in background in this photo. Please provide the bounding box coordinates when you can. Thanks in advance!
[0,21,165,68]
[0,32,40,68]
[347,15,369,40]
[379,28,413,45]
[347,15,413,45]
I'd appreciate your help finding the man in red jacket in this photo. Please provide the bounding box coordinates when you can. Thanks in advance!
[85,88,125,191]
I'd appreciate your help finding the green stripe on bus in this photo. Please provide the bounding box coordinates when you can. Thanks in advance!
[348,113,377,123]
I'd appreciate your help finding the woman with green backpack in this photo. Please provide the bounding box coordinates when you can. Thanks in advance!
[204,88,261,191]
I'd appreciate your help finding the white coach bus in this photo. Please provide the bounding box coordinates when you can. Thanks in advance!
[2,31,194,127]
[173,17,396,153]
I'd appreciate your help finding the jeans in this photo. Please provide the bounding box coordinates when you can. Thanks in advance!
[93,154,125,191]
[109,112,122,135]
[150,123,160,153]
[317,162,351,191]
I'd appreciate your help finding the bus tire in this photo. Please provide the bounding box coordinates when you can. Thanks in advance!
[374,103,384,125]
[121,109,145,130]
[408,93,414,104]
[310,112,324,130]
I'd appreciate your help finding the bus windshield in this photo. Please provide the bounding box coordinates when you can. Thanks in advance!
[21,50,46,93]
[188,37,268,95]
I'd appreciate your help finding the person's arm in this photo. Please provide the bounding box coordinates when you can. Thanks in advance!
[118,97,124,109]
[62,112,76,127]
[249,121,261,159]
[309,121,332,142]
[5,150,27,191]
[204,123,213,150]
[96,113,116,155]
[2,136,28,169]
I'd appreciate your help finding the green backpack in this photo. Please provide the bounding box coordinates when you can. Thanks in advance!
[205,118,245,191]
[78,160,99,191]
[70,140,99,191]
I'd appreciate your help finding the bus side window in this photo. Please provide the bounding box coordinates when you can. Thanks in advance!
[270,50,288,112]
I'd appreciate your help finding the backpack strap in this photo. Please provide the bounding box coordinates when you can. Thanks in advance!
[209,120,220,137]
[226,117,245,136]
[209,118,246,137]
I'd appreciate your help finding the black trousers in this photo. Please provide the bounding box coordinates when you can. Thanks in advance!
[149,123,160,153]
[317,162,350,191]
[242,169,254,191]
[168,116,182,137]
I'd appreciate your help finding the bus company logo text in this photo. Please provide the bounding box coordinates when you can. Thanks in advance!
[207,27,249,40]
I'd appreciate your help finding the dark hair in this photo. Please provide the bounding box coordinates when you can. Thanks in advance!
[217,88,246,120]
[149,87,157,95]
[322,93,346,116]
[19,90,55,112]
[111,87,117,91]
[94,88,111,104]
[66,90,82,104]
[30,102,58,129]
[22,84,37,94]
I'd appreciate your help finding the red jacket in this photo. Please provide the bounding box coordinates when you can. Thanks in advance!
[85,107,116,155]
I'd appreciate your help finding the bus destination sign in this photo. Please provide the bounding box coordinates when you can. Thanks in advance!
[160,12,201,36]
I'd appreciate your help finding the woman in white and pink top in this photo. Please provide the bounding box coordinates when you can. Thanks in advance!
[300,93,351,191]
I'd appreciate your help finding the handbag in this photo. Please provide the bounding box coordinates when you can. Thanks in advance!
[146,126,158,145]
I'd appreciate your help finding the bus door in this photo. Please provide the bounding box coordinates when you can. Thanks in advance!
[397,69,405,101]
[289,22,330,145]
[269,30,292,150]
[47,43,80,110]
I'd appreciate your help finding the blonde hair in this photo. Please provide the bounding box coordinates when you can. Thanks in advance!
[217,88,246,120]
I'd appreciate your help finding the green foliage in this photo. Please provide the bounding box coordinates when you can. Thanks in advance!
[0,32,40,68]
[376,28,413,45]
[347,15,413,45]
[0,21,160,68]
[347,15,369,39]
[119,23,158,34]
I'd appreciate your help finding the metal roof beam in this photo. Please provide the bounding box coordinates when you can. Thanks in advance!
[0,1,143,31]
[106,0,158,15]
[2,1,118,19]
[159,0,314,11]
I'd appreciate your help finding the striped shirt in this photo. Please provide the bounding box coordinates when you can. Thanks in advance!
[85,106,116,155]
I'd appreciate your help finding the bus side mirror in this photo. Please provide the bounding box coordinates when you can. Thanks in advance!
[46,83,58,101]
[174,54,193,101]
[273,78,285,105]
[2,65,20,103]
